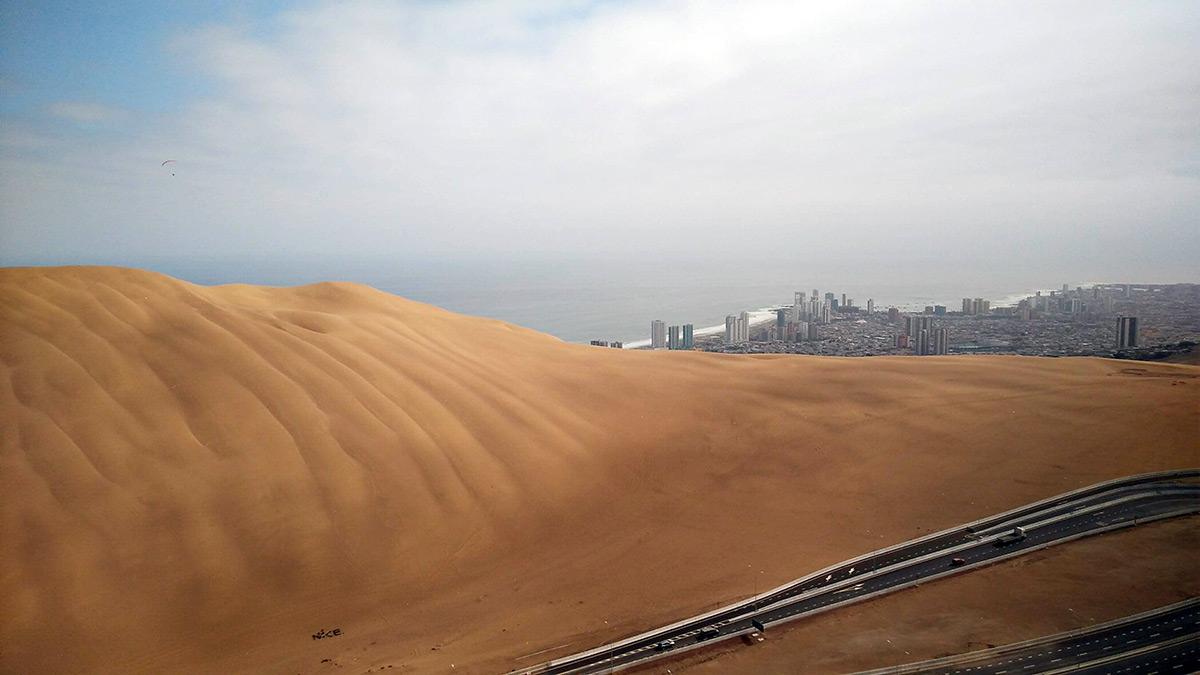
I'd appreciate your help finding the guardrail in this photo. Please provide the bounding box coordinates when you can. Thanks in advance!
[512,469,1200,675]
[849,597,1199,674]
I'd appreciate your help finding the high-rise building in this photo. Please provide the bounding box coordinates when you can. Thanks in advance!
[1062,283,1069,294]
[933,327,948,355]
[905,315,933,338]
[1116,316,1139,349]
[934,305,946,315]
[795,321,809,341]
[867,299,874,314]
[776,308,788,329]
[651,320,666,349]
[724,315,736,344]
[683,324,694,349]
[887,307,900,323]
[894,333,909,348]
[739,311,751,342]
[668,325,681,350]
[841,293,847,308]
[965,298,988,315]
[820,303,831,324]
[916,328,931,356]
[964,297,987,315]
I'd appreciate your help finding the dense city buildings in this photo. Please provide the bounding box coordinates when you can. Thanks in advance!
[616,283,1196,360]
[688,283,1197,359]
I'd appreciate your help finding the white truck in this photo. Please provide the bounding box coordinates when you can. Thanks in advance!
[995,526,1027,546]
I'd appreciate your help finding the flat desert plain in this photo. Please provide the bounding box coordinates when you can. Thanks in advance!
[1,266,1196,674]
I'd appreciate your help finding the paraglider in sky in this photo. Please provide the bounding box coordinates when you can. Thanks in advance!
[162,159,177,176]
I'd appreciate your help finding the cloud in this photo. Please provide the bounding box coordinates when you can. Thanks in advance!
[47,101,130,124]
[2,0,1198,268]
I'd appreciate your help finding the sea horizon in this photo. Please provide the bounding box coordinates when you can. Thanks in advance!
[5,254,1189,346]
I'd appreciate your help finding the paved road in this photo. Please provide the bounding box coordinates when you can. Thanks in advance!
[514,473,1200,675]
[851,597,1199,674]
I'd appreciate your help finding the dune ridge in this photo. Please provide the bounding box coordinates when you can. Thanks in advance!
[1,265,1196,674]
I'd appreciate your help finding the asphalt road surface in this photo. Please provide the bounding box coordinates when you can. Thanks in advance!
[851,597,1199,674]
[514,473,1200,675]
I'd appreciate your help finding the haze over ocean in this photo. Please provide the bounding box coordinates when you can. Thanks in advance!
[81,254,1130,346]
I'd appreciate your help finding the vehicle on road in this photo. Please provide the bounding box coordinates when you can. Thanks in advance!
[697,627,720,641]
[951,557,966,566]
[995,526,1027,546]
[654,639,675,651]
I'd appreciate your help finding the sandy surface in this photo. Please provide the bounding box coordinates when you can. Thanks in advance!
[1,266,1197,675]
[631,515,1200,674]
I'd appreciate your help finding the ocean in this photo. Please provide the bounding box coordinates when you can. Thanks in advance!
[146,255,1065,346]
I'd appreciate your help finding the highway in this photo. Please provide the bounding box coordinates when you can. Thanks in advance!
[851,597,1199,675]
[512,470,1200,675]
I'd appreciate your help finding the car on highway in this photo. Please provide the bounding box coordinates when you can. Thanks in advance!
[697,627,721,641]
[951,557,966,566]
[654,639,675,651]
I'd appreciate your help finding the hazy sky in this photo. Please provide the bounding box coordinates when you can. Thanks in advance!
[2,1,1198,277]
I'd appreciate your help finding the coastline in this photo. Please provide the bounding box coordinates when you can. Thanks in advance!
[622,306,782,349]
[621,286,1066,349]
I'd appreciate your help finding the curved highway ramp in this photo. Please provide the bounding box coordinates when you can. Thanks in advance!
[511,470,1200,675]
[850,597,1199,675]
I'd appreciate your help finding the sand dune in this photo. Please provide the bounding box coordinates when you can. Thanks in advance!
[1,266,1196,674]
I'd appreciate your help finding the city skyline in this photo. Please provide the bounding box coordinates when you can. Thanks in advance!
[621,281,1189,359]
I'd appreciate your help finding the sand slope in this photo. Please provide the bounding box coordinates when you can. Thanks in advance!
[1,266,1196,674]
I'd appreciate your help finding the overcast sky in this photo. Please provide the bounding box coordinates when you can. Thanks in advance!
[2,1,1198,278]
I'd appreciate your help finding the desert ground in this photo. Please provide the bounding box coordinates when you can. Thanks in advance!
[1,266,1196,675]
[632,515,1199,674]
